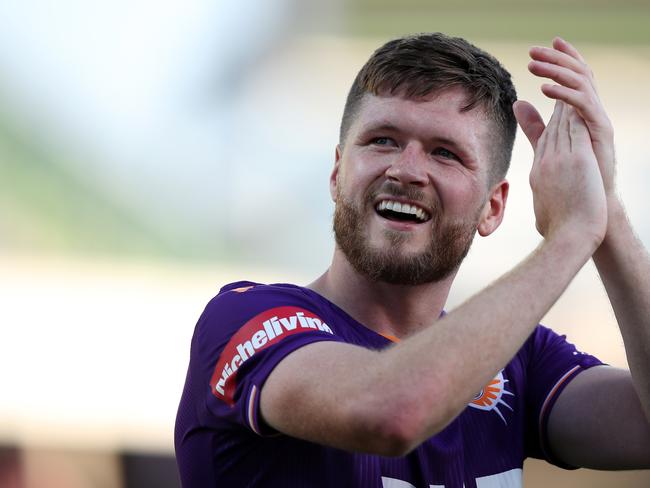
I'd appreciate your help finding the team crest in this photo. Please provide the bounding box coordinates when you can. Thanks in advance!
[468,369,514,424]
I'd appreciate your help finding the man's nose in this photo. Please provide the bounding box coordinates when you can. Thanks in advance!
[384,143,429,186]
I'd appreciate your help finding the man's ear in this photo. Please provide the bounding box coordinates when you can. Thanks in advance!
[477,179,509,237]
[330,145,342,202]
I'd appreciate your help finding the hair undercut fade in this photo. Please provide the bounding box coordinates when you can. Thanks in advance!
[339,32,518,182]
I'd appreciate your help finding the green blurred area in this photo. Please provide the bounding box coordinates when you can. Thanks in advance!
[344,0,650,43]
[2,1,649,262]
[0,104,204,261]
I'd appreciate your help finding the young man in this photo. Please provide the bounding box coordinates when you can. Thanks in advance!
[175,33,650,487]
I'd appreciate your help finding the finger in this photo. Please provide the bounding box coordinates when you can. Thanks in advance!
[543,38,602,106]
[537,100,562,158]
[553,37,587,64]
[568,109,592,152]
[540,84,602,125]
[550,100,564,152]
[542,84,615,153]
[558,102,571,152]
[529,46,596,95]
[529,46,589,77]
[528,60,586,91]
[513,100,545,150]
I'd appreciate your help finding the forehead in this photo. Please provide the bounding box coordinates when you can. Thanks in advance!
[349,87,493,163]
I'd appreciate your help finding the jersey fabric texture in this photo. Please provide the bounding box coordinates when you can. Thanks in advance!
[175,281,603,488]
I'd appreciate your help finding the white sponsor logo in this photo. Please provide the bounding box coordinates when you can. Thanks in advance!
[214,310,333,396]
[382,467,522,488]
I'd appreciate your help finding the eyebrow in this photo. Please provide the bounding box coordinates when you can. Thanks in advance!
[359,122,467,153]
[357,122,400,134]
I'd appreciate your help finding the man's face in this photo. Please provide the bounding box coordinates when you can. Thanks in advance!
[331,88,503,285]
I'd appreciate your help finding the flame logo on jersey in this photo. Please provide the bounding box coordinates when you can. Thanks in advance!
[468,369,514,424]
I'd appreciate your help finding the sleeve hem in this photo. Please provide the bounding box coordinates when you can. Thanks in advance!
[537,363,601,469]
[244,334,342,437]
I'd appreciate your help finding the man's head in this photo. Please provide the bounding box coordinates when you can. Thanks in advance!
[340,32,517,182]
[331,33,514,286]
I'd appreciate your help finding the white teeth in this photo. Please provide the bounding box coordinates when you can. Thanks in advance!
[375,199,430,222]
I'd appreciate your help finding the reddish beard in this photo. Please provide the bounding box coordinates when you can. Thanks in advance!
[333,184,479,285]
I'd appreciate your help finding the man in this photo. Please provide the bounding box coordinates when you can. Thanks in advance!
[175,33,650,487]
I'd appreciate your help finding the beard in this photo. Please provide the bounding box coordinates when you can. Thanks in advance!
[333,183,479,285]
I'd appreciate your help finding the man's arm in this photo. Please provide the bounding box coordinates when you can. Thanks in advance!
[261,100,608,457]
[592,198,650,425]
[548,366,650,469]
[519,37,650,468]
[261,238,597,456]
[549,199,650,469]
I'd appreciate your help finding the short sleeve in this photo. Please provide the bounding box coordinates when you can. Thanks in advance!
[523,325,604,468]
[194,282,343,436]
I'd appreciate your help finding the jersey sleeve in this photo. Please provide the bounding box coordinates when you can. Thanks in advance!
[194,283,344,436]
[523,324,605,468]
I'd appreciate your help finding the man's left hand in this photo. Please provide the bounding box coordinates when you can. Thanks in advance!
[519,37,617,198]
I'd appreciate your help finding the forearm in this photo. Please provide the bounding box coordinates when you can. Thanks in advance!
[263,233,597,457]
[373,232,597,449]
[593,196,650,423]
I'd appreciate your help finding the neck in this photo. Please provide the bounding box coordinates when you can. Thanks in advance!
[307,248,455,339]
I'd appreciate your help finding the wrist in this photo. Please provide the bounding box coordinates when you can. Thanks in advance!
[606,193,626,222]
[595,195,632,257]
[543,224,601,266]
[547,218,605,255]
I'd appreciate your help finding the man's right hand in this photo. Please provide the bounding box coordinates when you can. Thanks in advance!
[514,99,607,252]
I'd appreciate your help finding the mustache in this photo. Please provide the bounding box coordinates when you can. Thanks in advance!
[366,182,428,206]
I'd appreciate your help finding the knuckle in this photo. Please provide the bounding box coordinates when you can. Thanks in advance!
[578,92,592,107]
[577,77,591,91]
[599,122,614,139]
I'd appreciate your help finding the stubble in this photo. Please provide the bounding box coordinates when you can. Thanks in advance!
[333,184,479,285]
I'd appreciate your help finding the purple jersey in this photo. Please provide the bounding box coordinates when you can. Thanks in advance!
[175,281,603,487]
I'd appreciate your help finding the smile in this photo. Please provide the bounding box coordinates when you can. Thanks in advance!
[375,199,431,223]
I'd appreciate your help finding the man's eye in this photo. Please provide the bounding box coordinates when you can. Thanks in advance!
[372,137,395,146]
[433,147,459,160]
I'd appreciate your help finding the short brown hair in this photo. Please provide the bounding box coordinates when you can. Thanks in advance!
[339,33,517,182]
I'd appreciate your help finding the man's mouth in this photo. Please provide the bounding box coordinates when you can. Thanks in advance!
[375,199,431,224]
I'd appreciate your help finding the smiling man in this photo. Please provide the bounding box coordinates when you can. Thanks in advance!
[175,33,650,487]
[332,88,499,287]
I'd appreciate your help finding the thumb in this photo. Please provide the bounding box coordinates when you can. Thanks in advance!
[513,100,545,150]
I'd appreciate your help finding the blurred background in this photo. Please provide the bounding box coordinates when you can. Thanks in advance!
[1,0,649,486]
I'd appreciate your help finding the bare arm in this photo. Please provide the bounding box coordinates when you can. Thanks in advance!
[548,366,650,469]
[520,37,650,468]
[551,199,650,469]
[261,100,607,456]
[592,198,650,426]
